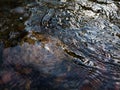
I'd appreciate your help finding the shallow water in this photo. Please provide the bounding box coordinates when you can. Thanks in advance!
[0,0,120,90]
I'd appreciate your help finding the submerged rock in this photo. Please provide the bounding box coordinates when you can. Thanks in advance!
[0,0,120,89]
[1,33,120,90]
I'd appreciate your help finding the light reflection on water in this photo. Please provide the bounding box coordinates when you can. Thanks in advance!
[0,0,120,89]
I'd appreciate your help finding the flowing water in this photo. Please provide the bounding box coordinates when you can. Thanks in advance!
[0,0,120,90]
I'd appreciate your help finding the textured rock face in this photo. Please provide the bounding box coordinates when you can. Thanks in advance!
[0,0,120,90]
[33,0,120,67]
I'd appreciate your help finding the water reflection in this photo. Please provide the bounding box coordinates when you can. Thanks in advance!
[0,0,120,89]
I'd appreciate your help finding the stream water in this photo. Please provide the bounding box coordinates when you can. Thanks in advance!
[0,0,120,90]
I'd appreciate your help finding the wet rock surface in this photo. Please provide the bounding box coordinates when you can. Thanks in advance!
[0,0,120,90]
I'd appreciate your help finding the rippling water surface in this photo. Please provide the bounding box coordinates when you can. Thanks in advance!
[0,0,120,90]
